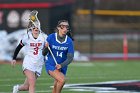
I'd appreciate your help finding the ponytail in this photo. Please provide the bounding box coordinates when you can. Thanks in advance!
[67,31,74,41]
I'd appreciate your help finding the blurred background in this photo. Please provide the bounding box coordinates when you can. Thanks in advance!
[0,0,140,61]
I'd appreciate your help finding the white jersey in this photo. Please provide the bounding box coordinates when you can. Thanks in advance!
[22,32,47,63]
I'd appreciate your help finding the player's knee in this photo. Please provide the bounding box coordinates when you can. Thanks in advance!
[58,78,65,85]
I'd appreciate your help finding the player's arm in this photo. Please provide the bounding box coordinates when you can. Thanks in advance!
[42,47,49,56]
[60,53,74,68]
[11,40,24,67]
[42,42,49,56]
[56,40,74,69]
[13,40,24,60]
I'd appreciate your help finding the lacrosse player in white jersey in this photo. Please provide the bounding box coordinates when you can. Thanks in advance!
[11,10,47,93]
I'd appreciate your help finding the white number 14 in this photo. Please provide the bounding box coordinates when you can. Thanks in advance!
[57,51,63,58]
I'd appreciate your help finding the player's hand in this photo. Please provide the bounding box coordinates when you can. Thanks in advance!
[11,60,16,67]
[55,64,62,69]
[45,42,49,47]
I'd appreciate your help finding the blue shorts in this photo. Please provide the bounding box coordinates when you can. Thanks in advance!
[45,63,67,75]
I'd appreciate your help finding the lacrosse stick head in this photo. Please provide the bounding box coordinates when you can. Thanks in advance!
[29,10,41,30]
[29,10,38,21]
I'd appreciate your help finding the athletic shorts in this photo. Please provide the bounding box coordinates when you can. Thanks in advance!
[22,55,44,77]
[45,62,68,75]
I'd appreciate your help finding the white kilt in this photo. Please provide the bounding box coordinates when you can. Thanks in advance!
[22,55,44,77]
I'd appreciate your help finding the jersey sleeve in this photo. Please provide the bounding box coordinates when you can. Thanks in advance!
[13,42,24,60]
[44,34,48,43]
[68,40,74,54]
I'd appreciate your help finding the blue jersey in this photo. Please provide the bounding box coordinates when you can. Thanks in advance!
[46,33,74,66]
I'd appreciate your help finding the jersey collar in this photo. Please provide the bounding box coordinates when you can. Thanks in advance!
[55,33,67,44]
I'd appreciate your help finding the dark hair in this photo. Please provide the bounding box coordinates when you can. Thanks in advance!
[57,20,68,26]
[67,31,74,41]
[56,20,74,41]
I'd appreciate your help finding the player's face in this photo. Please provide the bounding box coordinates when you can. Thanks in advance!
[32,27,39,34]
[58,22,69,36]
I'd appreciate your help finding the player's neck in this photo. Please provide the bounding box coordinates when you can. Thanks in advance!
[32,33,39,39]
[58,31,65,38]
[57,33,66,42]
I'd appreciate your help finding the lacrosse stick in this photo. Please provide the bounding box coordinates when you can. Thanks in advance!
[29,10,58,65]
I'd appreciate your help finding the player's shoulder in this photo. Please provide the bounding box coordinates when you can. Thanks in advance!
[49,33,55,36]
[67,35,73,42]
[21,33,29,43]
[41,32,46,35]
[22,33,29,40]
[40,32,48,38]
[48,33,55,38]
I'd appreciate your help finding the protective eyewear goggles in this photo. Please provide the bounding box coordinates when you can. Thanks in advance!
[58,25,69,29]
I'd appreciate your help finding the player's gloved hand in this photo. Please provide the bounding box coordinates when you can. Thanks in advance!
[55,64,62,69]
[42,42,49,56]
[11,60,16,67]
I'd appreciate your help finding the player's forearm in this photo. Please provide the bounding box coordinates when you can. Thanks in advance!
[60,53,74,68]
[13,44,23,60]
[42,47,49,56]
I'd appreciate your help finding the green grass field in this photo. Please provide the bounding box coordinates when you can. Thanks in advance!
[0,60,140,93]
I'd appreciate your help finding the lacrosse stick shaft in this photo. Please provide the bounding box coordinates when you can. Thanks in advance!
[30,20,37,27]
[48,46,58,65]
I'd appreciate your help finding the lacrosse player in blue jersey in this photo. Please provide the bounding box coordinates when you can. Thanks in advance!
[43,20,74,93]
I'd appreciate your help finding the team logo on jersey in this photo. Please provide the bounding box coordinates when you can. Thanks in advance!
[30,43,42,47]
[52,45,68,51]
[63,80,140,93]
